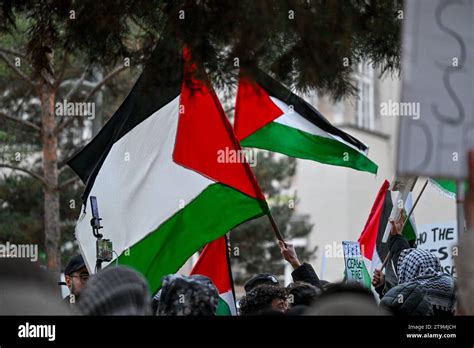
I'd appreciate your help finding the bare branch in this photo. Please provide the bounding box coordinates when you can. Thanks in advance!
[0,47,26,58]
[0,52,34,87]
[0,112,40,132]
[58,140,90,170]
[54,65,127,135]
[83,65,127,102]
[54,116,76,136]
[55,50,69,88]
[65,67,90,100]
[59,175,81,189]
[0,164,46,185]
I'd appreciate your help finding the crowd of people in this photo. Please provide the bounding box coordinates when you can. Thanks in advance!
[1,152,474,316]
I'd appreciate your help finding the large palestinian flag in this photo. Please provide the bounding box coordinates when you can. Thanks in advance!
[190,235,237,316]
[234,67,378,174]
[68,39,268,292]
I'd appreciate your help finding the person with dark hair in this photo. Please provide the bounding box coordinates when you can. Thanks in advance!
[379,282,434,316]
[243,273,279,294]
[156,274,219,316]
[77,266,151,315]
[63,254,89,305]
[239,284,288,315]
[286,282,320,307]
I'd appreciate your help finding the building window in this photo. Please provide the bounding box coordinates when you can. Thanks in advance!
[355,62,375,130]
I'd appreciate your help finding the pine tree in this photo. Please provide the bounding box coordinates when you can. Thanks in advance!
[230,151,316,284]
[0,1,402,275]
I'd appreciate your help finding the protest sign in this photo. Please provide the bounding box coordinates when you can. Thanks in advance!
[397,0,474,179]
[342,241,371,287]
[416,221,458,276]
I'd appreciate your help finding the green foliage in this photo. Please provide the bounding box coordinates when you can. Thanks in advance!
[230,151,316,284]
[1,0,402,99]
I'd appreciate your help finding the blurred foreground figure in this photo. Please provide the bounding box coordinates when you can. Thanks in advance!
[379,282,434,316]
[457,150,474,314]
[77,266,151,315]
[0,258,70,315]
[305,283,388,315]
[156,274,219,316]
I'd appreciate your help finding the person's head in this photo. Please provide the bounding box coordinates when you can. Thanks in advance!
[397,248,456,314]
[64,254,89,296]
[397,248,442,284]
[239,284,288,315]
[0,258,70,315]
[156,274,219,316]
[243,273,279,294]
[286,282,320,307]
[77,266,151,315]
[305,282,389,315]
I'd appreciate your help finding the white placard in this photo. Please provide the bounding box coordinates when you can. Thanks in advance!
[416,221,457,277]
[397,0,474,179]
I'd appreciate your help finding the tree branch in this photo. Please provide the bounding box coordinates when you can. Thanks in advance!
[54,65,127,135]
[0,164,46,185]
[0,112,40,132]
[0,52,35,87]
[65,67,90,100]
[54,115,76,136]
[59,175,81,189]
[83,65,127,102]
[0,46,26,58]
[55,50,69,88]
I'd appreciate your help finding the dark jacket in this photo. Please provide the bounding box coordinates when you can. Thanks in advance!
[291,262,324,289]
[380,282,434,316]
[375,234,410,298]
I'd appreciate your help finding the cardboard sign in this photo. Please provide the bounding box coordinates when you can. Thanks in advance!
[397,0,474,179]
[342,241,371,287]
[416,221,458,276]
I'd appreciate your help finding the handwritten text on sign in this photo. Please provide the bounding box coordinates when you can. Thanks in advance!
[416,221,458,276]
[397,0,474,179]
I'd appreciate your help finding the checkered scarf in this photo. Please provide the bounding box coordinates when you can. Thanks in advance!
[397,248,455,313]
[77,266,151,315]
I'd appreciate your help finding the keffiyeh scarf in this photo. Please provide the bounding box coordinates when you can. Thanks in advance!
[397,248,456,313]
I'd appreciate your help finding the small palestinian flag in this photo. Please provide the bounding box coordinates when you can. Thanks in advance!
[358,180,392,277]
[359,181,418,277]
[429,179,457,199]
[191,235,237,316]
[234,67,378,174]
[68,38,268,292]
